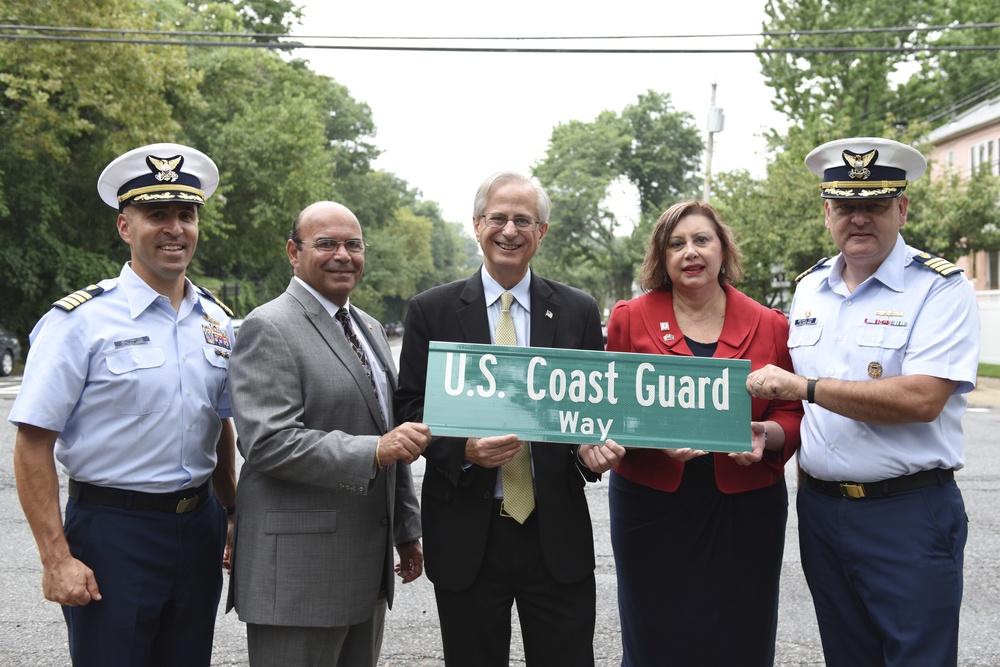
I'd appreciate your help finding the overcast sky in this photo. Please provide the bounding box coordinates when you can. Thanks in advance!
[289,0,787,227]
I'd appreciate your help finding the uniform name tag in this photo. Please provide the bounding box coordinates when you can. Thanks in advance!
[113,336,151,348]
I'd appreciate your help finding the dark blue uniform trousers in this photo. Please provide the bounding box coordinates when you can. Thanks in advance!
[62,495,227,667]
[797,478,967,667]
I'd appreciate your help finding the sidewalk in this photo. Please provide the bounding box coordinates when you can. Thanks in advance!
[970,375,1000,408]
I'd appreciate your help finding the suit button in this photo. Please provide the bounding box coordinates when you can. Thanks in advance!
[380,518,388,527]
[482,491,492,500]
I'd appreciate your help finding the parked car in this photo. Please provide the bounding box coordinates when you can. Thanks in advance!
[0,324,22,377]
[385,321,404,337]
[231,318,244,337]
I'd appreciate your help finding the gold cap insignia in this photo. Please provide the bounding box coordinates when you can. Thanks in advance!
[146,155,183,183]
[844,149,877,180]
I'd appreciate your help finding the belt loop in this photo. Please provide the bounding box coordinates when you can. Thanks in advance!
[124,491,135,511]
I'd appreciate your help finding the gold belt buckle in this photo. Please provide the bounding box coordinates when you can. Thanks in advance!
[175,495,200,513]
[839,482,866,499]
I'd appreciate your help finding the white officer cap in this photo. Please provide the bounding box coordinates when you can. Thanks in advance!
[805,137,927,199]
[97,143,219,211]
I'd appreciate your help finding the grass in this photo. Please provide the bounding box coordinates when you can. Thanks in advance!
[979,363,1000,379]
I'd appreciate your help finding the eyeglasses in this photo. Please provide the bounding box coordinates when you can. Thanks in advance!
[304,238,369,255]
[480,214,539,230]
[830,201,894,217]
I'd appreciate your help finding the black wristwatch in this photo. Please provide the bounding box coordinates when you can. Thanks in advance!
[806,377,818,404]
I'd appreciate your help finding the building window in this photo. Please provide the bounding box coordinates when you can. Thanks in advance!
[970,139,996,175]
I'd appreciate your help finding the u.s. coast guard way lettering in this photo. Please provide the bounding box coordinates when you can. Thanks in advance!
[423,342,752,453]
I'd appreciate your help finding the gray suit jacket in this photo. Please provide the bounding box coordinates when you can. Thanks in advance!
[227,278,420,628]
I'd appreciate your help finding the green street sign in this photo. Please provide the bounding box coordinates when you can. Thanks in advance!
[422,342,751,452]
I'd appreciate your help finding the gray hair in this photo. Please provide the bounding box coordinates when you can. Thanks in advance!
[472,172,551,222]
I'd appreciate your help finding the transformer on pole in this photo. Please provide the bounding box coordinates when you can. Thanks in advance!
[703,83,725,202]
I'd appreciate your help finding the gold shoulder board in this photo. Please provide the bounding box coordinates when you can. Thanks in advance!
[795,257,831,283]
[52,285,106,312]
[197,285,235,317]
[912,252,963,278]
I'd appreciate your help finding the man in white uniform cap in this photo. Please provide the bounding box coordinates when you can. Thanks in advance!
[9,143,237,667]
[747,137,979,667]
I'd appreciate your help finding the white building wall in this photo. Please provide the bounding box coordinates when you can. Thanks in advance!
[978,290,1000,365]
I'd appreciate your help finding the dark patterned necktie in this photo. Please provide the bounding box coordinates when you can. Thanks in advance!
[335,308,381,405]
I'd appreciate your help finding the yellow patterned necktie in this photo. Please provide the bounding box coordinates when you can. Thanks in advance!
[496,291,535,523]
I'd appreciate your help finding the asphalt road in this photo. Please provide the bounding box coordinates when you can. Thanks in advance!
[1,370,999,666]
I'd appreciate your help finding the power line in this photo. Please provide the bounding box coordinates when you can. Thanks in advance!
[923,80,1000,125]
[1,32,999,54]
[0,22,997,42]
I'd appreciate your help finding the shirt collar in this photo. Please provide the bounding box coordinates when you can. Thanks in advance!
[481,266,532,312]
[827,233,906,294]
[293,275,348,318]
[119,262,198,319]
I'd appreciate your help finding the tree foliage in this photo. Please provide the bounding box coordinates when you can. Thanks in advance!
[703,0,1000,309]
[533,91,704,311]
[0,0,476,339]
[0,0,202,331]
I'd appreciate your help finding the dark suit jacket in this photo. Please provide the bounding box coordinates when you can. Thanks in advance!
[606,284,803,494]
[227,279,420,628]
[394,269,604,593]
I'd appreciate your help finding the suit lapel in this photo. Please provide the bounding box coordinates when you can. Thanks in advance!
[529,274,557,348]
[457,271,492,344]
[286,280,386,429]
[458,271,560,347]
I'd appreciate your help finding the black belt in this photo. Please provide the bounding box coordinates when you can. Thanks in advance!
[805,469,954,499]
[68,479,211,514]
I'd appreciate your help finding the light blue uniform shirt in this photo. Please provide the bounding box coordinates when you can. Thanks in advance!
[789,235,980,482]
[8,263,232,492]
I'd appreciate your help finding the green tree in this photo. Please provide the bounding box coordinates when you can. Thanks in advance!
[759,0,938,135]
[0,0,475,335]
[352,207,435,322]
[906,167,1000,257]
[706,0,1000,310]
[893,4,1000,127]
[0,0,203,333]
[620,90,705,214]
[232,0,302,38]
[533,91,704,309]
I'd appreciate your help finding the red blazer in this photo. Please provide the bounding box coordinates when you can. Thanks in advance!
[606,285,802,494]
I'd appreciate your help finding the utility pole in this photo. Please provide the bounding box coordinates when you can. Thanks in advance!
[703,83,725,202]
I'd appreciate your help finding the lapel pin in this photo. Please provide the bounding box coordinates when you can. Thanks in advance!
[545,310,553,319]
[663,333,675,342]
[660,322,670,331]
